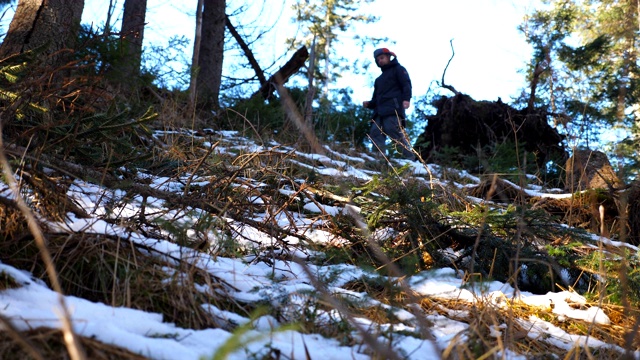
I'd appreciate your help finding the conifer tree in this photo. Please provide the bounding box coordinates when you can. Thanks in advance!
[521,0,640,178]
[289,0,378,99]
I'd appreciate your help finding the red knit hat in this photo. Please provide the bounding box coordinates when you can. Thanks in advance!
[373,48,396,58]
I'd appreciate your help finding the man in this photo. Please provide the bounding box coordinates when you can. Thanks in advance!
[363,48,414,160]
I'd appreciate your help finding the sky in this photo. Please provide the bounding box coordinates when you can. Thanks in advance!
[78,0,538,107]
[339,0,537,104]
[0,128,632,359]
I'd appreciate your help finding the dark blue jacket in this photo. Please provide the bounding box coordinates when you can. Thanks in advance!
[366,58,412,119]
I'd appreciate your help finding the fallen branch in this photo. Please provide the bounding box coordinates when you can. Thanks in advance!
[274,76,325,155]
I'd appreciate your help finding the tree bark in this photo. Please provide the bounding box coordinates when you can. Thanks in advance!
[196,0,225,109]
[188,0,204,109]
[305,37,317,126]
[0,0,85,66]
[120,0,147,78]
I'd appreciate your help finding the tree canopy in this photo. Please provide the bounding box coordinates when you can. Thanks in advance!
[519,0,640,179]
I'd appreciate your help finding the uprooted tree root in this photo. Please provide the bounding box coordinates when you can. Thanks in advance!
[624,183,640,245]
[415,93,567,174]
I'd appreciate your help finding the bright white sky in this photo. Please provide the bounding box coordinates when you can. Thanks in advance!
[80,0,538,106]
[355,0,536,103]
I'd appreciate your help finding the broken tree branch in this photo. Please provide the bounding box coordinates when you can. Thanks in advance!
[226,15,268,87]
[441,39,460,96]
[253,46,309,100]
[273,73,325,155]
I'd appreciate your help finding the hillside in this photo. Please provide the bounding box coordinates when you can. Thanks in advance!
[1,127,639,360]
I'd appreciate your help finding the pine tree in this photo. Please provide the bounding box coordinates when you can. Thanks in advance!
[521,0,640,179]
[289,0,378,99]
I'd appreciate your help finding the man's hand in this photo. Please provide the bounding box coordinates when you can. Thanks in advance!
[363,101,370,107]
[403,100,410,109]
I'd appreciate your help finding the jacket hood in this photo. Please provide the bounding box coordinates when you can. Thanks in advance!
[379,58,400,70]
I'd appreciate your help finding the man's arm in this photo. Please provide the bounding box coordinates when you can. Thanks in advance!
[398,66,412,107]
[363,88,377,109]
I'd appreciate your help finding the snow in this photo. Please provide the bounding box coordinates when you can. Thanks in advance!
[0,130,633,359]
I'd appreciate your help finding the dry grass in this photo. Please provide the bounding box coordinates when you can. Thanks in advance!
[418,294,640,359]
[0,232,237,330]
[0,198,27,240]
[0,327,148,360]
[0,271,21,291]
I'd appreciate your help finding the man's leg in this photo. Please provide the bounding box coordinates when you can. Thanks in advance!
[369,117,387,157]
[382,115,414,159]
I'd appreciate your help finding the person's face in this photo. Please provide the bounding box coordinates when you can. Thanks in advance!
[376,54,391,66]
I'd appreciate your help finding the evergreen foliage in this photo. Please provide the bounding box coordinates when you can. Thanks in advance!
[288,0,380,97]
[520,0,640,178]
[3,1,640,357]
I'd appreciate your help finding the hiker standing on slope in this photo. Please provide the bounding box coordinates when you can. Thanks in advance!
[363,47,414,160]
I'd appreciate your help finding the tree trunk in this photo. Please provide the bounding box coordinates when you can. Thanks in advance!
[196,0,225,109]
[120,0,147,78]
[188,0,204,110]
[305,37,317,127]
[0,0,85,66]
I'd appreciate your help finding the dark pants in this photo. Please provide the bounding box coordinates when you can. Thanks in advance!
[369,115,413,159]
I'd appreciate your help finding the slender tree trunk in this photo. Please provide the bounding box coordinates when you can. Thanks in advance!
[0,0,85,66]
[196,0,225,109]
[104,0,116,36]
[305,36,317,127]
[528,45,550,113]
[617,54,629,122]
[253,46,308,100]
[188,0,204,109]
[120,0,147,78]
[322,33,331,99]
[617,0,636,123]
